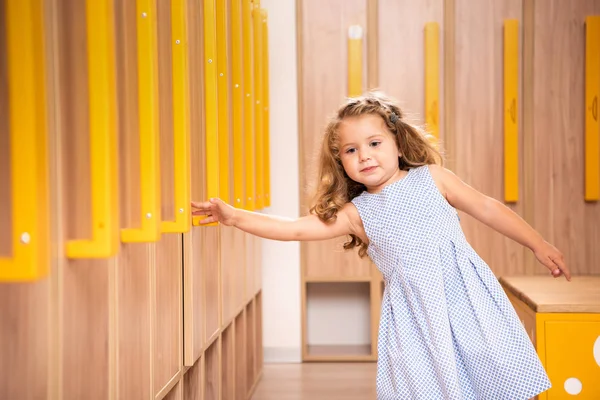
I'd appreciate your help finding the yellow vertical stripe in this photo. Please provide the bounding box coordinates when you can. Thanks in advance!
[162,0,191,233]
[1,0,50,280]
[254,1,264,209]
[262,9,270,208]
[217,0,230,204]
[424,22,440,140]
[243,0,255,210]
[122,0,161,242]
[585,16,600,201]
[347,25,363,97]
[504,19,519,203]
[66,0,119,258]
[231,0,245,209]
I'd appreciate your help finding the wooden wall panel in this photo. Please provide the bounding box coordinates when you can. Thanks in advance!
[378,0,444,130]
[527,0,600,275]
[221,226,237,324]
[183,355,202,400]
[57,0,113,396]
[245,300,255,394]
[245,232,255,301]
[233,228,246,315]
[299,0,372,279]
[0,282,49,399]
[234,311,247,400]
[62,260,112,399]
[155,234,183,394]
[221,323,235,400]
[185,230,204,365]
[450,0,526,276]
[204,339,221,400]
[164,380,183,400]
[113,0,153,396]
[204,226,221,345]
[117,244,152,400]
[185,0,206,366]
[254,235,262,294]
[0,3,51,396]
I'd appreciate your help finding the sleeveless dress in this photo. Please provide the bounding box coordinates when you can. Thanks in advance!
[351,165,551,400]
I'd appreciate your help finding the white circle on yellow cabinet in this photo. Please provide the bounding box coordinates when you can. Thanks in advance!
[594,336,600,367]
[564,378,582,395]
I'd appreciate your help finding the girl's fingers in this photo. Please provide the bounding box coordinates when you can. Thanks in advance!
[192,210,210,216]
[191,201,211,209]
[198,215,217,224]
[552,257,571,281]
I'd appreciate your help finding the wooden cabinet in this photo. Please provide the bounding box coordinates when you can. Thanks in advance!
[501,276,600,399]
[0,0,266,398]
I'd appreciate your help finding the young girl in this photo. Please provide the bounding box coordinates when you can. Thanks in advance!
[192,92,570,399]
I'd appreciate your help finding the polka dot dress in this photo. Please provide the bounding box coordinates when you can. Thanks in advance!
[351,165,551,400]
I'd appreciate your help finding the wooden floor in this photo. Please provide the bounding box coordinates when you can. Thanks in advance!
[251,363,377,400]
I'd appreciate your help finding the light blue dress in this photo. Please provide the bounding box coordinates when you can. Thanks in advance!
[351,165,551,400]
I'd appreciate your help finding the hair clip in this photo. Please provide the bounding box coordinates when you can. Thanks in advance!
[390,113,399,124]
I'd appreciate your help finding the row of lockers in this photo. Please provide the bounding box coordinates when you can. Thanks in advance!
[1,0,270,281]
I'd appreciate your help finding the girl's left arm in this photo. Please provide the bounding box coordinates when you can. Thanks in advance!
[429,165,571,281]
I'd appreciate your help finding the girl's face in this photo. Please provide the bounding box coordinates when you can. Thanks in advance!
[338,114,404,193]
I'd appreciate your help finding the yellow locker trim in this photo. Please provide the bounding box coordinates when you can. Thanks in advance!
[503,20,519,203]
[162,0,191,233]
[262,9,270,208]
[347,25,363,98]
[535,313,600,400]
[585,16,600,201]
[193,0,219,226]
[243,0,256,211]
[122,0,161,242]
[217,0,231,204]
[232,0,245,209]
[0,0,50,280]
[424,22,440,141]
[66,0,119,258]
[254,1,265,209]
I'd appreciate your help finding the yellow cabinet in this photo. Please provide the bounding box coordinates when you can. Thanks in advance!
[500,276,600,400]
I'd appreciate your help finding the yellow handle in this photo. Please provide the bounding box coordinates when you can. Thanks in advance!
[217,0,231,204]
[0,0,50,281]
[348,25,363,98]
[161,0,191,233]
[585,16,600,201]
[66,0,119,258]
[243,0,256,211]
[231,0,245,209]
[503,20,519,203]
[424,22,440,141]
[193,0,219,226]
[254,1,265,209]
[121,0,161,242]
[262,9,271,208]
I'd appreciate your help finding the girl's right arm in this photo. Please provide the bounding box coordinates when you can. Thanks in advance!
[191,198,358,242]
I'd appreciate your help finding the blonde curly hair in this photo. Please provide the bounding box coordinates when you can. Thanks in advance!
[309,91,443,257]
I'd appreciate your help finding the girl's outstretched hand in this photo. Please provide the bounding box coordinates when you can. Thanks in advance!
[533,240,571,281]
[191,198,236,226]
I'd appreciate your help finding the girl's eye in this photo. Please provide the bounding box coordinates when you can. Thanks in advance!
[345,148,356,154]
[370,141,381,147]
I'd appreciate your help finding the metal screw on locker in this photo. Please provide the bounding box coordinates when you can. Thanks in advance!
[20,233,30,245]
